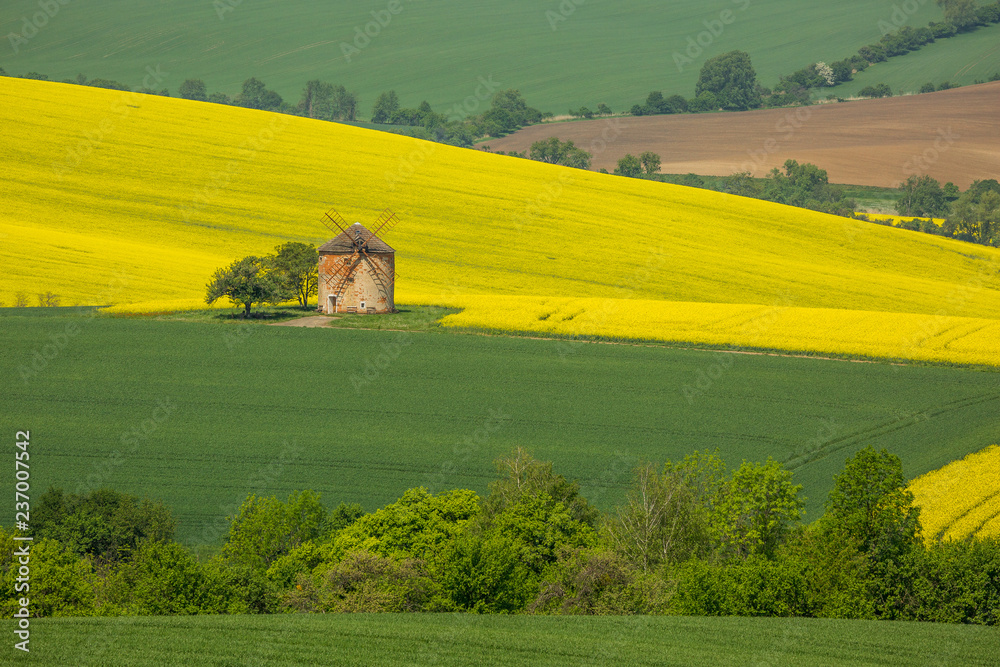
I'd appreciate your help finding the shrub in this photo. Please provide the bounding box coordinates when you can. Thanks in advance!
[33,487,176,564]
[291,550,440,613]
[106,540,210,615]
[911,537,1000,624]
[203,562,279,614]
[670,555,809,617]
[0,529,96,617]
[858,83,893,98]
[438,532,536,613]
[487,493,596,573]
[529,547,671,615]
[221,490,326,571]
[331,487,479,563]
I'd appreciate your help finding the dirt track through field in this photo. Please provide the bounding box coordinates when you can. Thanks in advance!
[484,82,1000,188]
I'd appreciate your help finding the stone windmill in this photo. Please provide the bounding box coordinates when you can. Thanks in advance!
[317,208,398,314]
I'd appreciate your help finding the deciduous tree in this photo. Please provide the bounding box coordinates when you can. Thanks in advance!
[696,51,761,111]
[639,151,661,176]
[222,490,327,571]
[614,154,642,178]
[605,452,726,570]
[712,458,804,560]
[269,242,318,307]
[895,175,947,217]
[821,447,922,565]
[205,255,290,317]
[937,0,979,30]
[178,79,208,102]
[371,90,400,123]
[528,137,592,169]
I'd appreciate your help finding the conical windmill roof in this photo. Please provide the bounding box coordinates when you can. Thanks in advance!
[319,222,394,254]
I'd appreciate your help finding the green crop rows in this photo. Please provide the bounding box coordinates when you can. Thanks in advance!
[832,22,1000,98]
[14,614,1000,666]
[0,0,947,114]
[2,312,997,543]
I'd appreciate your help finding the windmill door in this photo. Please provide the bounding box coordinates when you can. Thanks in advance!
[328,295,337,314]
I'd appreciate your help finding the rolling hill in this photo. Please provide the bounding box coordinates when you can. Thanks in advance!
[3,77,1000,365]
[484,81,1000,188]
[833,22,1000,99]
[0,0,952,114]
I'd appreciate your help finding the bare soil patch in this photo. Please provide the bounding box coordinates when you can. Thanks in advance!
[269,315,336,327]
[484,82,1000,188]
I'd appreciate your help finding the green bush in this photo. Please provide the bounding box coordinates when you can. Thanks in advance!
[284,550,441,613]
[858,83,893,98]
[0,529,96,617]
[671,555,809,617]
[105,540,210,615]
[331,488,479,563]
[438,532,536,613]
[910,537,1000,624]
[204,562,279,614]
[488,494,596,573]
[221,490,326,571]
[33,487,176,563]
[529,547,671,615]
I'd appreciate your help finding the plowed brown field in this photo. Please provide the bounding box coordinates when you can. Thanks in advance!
[484,82,1000,188]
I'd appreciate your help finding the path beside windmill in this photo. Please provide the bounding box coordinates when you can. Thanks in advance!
[269,316,337,327]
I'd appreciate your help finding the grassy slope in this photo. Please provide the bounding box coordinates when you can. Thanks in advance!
[0,0,944,113]
[12,615,1000,666]
[834,23,1000,98]
[2,313,998,542]
[3,77,1000,320]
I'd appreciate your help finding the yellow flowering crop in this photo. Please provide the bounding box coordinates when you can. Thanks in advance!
[404,294,1000,367]
[909,445,1000,542]
[4,78,1000,364]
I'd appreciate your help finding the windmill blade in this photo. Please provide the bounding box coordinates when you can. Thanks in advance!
[322,255,357,288]
[360,208,399,245]
[362,250,396,286]
[321,208,350,236]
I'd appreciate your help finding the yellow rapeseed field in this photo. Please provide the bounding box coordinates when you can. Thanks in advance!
[407,294,1000,366]
[909,445,1000,542]
[4,77,1000,364]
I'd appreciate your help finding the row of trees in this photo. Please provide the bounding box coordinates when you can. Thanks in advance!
[631,2,1000,117]
[889,177,1000,245]
[178,77,358,122]
[710,160,859,217]
[3,446,998,621]
[8,0,1000,136]
[2,65,546,146]
[4,71,169,96]
[774,0,1000,96]
[632,51,766,116]
[0,70,358,122]
[1,292,60,308]
[485,138,661,177]
[616,159,857,218]
[369,88,547,143]
[205,242,318,317]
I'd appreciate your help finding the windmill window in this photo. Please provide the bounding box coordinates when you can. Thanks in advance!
[360,301,366,310]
